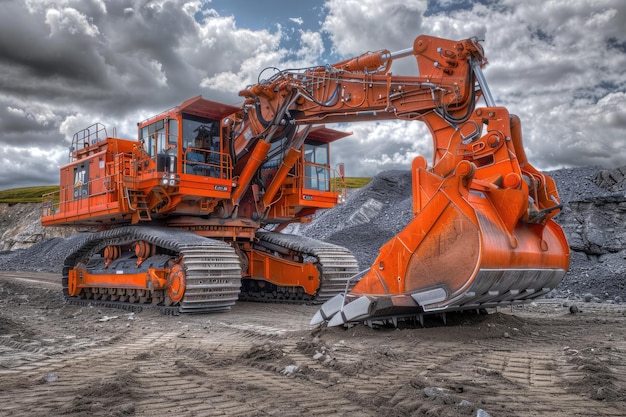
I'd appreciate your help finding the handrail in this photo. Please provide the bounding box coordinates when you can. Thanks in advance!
[42,151,138,219]
[41,174,112,219]
[302,161,332,192]
[183,147,232,178]
[70,123,108,162]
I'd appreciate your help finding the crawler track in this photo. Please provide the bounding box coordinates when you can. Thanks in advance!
[239,232,360,303]
[62,226,242,314]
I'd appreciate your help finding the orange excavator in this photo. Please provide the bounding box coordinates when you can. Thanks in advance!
[42,35,569,322]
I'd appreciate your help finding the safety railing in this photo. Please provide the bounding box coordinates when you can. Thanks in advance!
[303,161,332,192]
[183,148,232,179]
[330,165,348,203]
[300,161,347,202]
[41,174,117,219]
[70,123,108,162]
[42,151,138,220]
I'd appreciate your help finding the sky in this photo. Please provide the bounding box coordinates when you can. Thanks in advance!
[0,0,625,189]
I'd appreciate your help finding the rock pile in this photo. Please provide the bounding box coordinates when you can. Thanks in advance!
[0,203,77,251]
[593,166,626,192]
[551,166,626,301]
[290,170,414,270]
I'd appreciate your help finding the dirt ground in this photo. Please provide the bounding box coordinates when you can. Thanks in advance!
[0,271,625,417]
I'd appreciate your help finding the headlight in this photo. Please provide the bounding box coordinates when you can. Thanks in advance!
[162,173,179,186]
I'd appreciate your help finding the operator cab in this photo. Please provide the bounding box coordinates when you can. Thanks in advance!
[137,96,240,180]
[301,126,350,194]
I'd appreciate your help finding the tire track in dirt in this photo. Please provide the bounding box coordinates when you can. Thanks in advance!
[0,313,373,415]
[1,273,625,416]
[0,324,132,370]
[278,307,626,416]
[0,331,178,415]
[129,359,366,416]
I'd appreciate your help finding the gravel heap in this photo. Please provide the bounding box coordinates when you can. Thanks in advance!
[295,170,414,270]
[1,166,624,302]
[0,234,90,273]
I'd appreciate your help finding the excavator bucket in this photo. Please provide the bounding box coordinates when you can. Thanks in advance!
[312,111,571,327]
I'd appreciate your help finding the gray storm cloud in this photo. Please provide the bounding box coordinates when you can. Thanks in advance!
[0,0,624,188]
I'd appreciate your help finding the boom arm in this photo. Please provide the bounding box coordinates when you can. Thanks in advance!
[227,35,491,209]
[233,36,484,157]
[239,36,485,123]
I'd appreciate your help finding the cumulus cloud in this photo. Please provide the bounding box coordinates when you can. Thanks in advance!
[44,7,101,37]
[0,145,67,188]
[297,30,325,61]
[330,121,433,174]
[0,0,624,188]
[322,0,429,63]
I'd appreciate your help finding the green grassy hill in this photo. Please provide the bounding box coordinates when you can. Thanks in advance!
[333,177,372,189]
[0,186,59,204]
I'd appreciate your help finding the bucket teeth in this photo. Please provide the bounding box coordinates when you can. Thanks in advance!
[315,295,374,327]
[311,267,569,326]
[310,293,345,325]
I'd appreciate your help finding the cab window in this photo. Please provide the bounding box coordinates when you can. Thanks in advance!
[139,119,165,159]
[304,141,330,191]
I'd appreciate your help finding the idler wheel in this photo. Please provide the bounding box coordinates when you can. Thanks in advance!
[168,263,186,303]
[67,272,80,296]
